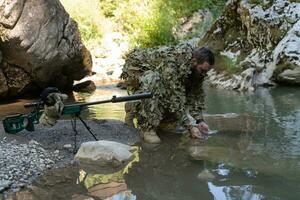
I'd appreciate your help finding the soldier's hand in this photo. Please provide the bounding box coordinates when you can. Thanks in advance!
[196,122,209,134]
[190,127,204,139]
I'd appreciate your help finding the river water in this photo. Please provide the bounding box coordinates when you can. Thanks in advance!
[1,85,300,199]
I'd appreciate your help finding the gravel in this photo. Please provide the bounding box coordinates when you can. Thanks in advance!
[0,139,60,194]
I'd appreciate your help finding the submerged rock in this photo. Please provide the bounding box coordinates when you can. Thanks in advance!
[187,139,300,182]
[71,194,95,200]
[87,182,127,199]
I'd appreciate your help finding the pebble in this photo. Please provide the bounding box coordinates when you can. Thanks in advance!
[63,144,72,149]
[0,181,11,192]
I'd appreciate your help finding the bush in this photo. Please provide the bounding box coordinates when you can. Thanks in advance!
[60,0,226,48]
[108,0,227,47]
[216,56,242,75]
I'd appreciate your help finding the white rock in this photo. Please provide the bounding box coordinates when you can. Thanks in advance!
[278,68,300,84]
[29,140,39,146]
[63,144,72,149]
[74,141,134,168]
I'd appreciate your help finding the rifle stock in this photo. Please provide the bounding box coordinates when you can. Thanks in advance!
[24,101,43,109]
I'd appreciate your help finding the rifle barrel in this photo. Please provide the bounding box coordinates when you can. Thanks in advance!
[67,92,153,107]
[24,92,153,109]
[24,101,43,108]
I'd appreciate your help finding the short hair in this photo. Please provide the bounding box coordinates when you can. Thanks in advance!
[192,47,215,66]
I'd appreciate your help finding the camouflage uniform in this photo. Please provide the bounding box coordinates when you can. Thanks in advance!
[121,42,205,132]
[39,93,68,126]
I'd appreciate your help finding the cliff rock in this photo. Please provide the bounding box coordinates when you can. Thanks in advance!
[200,0,300,90]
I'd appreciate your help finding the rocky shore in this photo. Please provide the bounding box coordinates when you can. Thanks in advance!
[0,119,140,198]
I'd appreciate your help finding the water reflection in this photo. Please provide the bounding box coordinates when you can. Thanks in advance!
[77,146,140,199]
[205,86,300,159]
[73,85,127,121]
[125,132,300,199]
[0,85,127,121]
[208,183,265,200]
[9,146,140,200]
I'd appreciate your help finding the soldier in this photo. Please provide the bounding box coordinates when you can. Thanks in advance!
[122,44,214,143]
[39,87,68,126]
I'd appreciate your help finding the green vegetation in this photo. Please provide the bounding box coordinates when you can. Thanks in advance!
[217,56,243,75]
[60,0,226,48]
[108,0,226,47]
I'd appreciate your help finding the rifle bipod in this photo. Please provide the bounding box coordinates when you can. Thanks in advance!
[70,113,98,154]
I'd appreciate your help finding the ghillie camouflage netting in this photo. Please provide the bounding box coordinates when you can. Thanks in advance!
[121,41,205,131]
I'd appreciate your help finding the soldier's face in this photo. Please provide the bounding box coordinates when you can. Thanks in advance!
[194,61,213,75]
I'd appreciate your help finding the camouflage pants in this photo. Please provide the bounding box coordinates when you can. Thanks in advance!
[125,70,182,131]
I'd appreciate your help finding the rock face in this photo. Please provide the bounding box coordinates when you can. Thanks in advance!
[0,0,92,98]
[200,0,300,90]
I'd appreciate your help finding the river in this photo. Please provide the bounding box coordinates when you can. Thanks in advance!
[1,85,300,199]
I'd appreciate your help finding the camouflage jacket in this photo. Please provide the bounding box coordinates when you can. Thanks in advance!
[121,42,205,131]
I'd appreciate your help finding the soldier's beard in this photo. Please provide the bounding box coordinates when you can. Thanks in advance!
[191,67,206,80]
[185,67,206,91]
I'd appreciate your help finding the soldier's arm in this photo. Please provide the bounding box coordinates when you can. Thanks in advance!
[173,86,200,130]
[184,83,205,126]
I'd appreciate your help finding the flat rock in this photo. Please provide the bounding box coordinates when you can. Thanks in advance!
[75,141,134,173]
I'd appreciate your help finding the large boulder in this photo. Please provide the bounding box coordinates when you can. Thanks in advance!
[0,68,8,98]
[0,0,92,98]
[200,0,300,90]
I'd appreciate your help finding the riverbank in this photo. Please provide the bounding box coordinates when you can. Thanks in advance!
[0,119,140,197]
